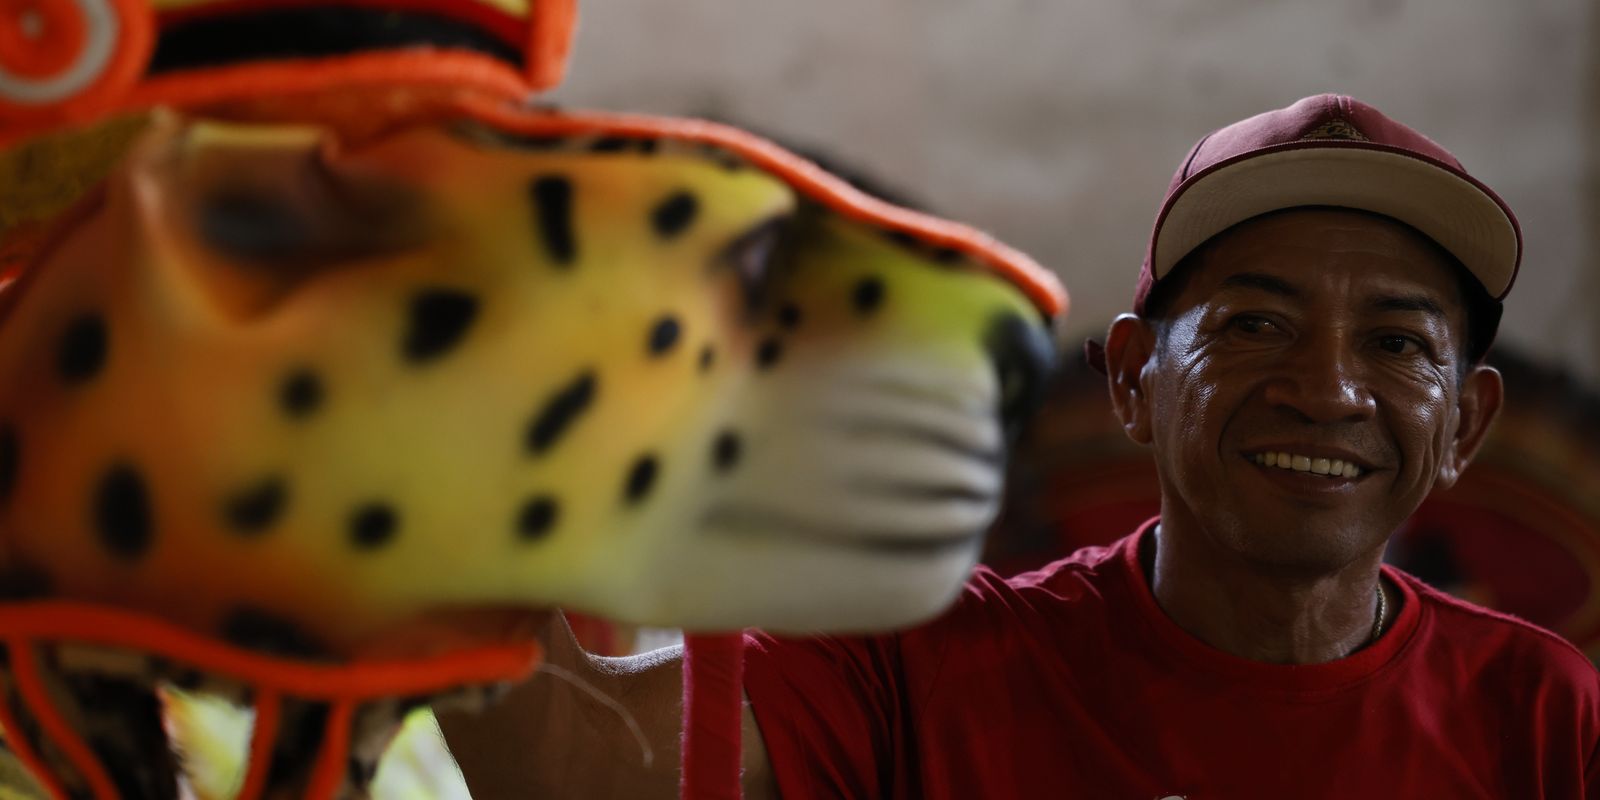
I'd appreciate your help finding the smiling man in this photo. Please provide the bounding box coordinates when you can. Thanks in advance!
[443,95,1599,798]
[1109,206,1505,665]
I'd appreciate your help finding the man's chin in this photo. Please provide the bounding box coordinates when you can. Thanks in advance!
[1215,517,1384,577]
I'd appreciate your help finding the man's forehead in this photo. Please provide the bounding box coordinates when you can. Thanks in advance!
[1183,209,1468,310]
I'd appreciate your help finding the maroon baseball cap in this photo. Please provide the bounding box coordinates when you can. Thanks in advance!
[1088,93,1521,370]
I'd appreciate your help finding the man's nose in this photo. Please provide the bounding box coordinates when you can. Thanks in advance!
[1260,333,1376,423]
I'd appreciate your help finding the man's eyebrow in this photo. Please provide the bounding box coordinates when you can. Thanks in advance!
[1370,294,1446,318]
[1218,272,1299,296]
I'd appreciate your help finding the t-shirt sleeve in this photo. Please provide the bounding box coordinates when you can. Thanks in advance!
[739,563,1058,797]
[742,628,912,798]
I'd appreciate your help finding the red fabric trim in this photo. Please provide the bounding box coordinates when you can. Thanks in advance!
[526,0,575,87]
[0,0,580,146]
[0,603,541,799]
[0,603,541,699]
[0,51,531,150]
[127,50,531,117]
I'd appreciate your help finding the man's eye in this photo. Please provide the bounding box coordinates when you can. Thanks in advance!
[1231,315,1274,334]
[1377,335,1421,355]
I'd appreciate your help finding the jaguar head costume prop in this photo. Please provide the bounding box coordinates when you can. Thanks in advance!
[0,1,1067,797]
[4,110,1060,649]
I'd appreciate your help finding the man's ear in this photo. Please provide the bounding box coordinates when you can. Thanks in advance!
[1435,364,1504,490]
[1105,313,1157,445]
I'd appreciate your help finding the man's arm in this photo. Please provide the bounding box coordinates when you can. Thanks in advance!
[436,612,776,799]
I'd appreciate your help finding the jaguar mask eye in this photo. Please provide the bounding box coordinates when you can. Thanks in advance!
[717,213,793,312]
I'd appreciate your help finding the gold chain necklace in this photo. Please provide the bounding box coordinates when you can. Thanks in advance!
[1368,580,1387,645]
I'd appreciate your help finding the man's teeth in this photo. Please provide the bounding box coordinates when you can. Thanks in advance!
[1252,451,1363,478]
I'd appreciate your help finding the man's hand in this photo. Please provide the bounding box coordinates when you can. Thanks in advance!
[436,612,777,799]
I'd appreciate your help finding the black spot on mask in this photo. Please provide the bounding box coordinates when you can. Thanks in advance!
[403,289,480,364]
[95,464,153,560]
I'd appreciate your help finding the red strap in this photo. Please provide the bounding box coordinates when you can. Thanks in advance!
[681,633,745,800]
[304,700,355,799]
[235,690,282,800]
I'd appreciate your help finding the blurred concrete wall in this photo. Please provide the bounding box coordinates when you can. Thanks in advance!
[549,0,1599,381]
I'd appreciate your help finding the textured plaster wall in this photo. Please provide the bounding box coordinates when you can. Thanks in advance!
[550,1,1598,381]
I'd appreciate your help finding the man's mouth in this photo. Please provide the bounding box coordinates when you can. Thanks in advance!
[1249,451,1365,479]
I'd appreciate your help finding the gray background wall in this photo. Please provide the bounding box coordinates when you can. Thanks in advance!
[548,1,1599,382]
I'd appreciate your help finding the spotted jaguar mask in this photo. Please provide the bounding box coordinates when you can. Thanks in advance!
[0,101,1064,797]
[0,1,1066,796]
[1,108,1060,651]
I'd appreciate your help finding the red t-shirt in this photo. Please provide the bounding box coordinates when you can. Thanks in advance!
[744,520,1600,799]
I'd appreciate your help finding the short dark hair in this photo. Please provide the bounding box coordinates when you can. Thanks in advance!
[1140,209,1500,372]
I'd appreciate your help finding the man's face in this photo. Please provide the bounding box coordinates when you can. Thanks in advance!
[1126,208,1500,573]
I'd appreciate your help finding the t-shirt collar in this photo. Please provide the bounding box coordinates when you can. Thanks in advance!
[1114,517,1424,693]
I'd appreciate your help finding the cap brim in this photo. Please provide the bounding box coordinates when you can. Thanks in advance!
[1152,144,1521,300]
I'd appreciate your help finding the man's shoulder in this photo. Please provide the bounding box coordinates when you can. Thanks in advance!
[942,534,1136,632]
[1397,569,1599,697]
[1004,538,1128,590]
